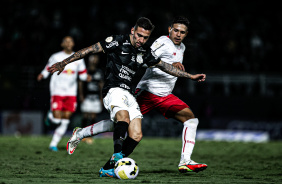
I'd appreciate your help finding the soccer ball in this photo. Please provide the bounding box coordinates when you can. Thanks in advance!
[114,158,139,179]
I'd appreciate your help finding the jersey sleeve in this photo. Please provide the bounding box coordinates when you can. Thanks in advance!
[150,38,167,58]
[144,49,161,67]
[99,35,120,53]
[78,59,88,81]
[41,55,55,79]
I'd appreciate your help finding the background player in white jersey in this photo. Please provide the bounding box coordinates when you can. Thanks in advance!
[49,17,205,178]
[78,54,104,144]
[37,36,89,151]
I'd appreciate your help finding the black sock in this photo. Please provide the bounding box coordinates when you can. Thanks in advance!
[103,136,139,170]
[122,136,139,157]
[103,158,113,170]
[103,121,129,170]
[113,121,129,153]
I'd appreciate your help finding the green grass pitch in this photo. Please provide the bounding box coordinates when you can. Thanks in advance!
[0,136,282,184]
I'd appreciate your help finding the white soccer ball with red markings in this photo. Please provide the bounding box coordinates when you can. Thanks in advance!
[114,158,139,179]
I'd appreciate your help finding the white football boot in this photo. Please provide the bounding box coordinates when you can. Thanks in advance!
[66,127,82,155]
[178,159,208,173]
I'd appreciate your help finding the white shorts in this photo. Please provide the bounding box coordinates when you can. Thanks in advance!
[81,96,103,113]
[103,87,143,122]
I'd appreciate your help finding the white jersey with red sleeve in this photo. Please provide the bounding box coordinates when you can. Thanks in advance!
[136,36,185,97]
[40,51,87,96]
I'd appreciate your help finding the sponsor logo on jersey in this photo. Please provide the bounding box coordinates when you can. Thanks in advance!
[138,47,146,52]
[121,51,129,54]
[119,73,132,81]
[63,69,75,75]
[105,36,113,43]
[120,83,130,90]
[123,40,131,45]
[106,40,119,48]
[136,53,143,64]
[93,72,102,80]
[119,65,135,82]
[121,65,135,75]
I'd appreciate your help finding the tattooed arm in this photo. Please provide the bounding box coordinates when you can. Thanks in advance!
[155,60,206,82]
[48,43,103,75]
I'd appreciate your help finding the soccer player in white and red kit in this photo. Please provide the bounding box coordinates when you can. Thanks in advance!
[37,36,88,151]
[135,16,207,173]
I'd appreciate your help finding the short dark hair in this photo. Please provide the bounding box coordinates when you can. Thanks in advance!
[134,17,155,31]
[171,16,190,29]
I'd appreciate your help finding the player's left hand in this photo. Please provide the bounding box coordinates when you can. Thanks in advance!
[190,74,206,82]
[48,61,66,75]
[87,74,92,82]
[172,62,185,71]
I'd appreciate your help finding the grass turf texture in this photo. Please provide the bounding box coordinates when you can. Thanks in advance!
[0,136,282,184]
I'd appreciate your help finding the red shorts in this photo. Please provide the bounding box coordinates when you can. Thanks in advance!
[135,89,189,119]
[51,95,77,113]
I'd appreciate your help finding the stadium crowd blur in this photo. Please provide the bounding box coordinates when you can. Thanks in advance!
[1,1,281,134]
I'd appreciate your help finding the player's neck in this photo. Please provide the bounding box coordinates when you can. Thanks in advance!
[64,49,73,55]
[168,36,182,46]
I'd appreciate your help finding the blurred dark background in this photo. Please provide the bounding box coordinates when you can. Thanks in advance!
[0,0,282,139]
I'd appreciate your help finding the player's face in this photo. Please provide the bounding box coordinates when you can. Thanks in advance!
[61,36,74,52]
[131,26,152,48]
[168,23,188,45]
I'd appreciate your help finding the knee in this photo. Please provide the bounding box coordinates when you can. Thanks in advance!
[186,113,195,120]
[62,112,72,119]
[176,109,195,123]
[130,131,143,142]
[115,111,130,124]
[181,111,195,120]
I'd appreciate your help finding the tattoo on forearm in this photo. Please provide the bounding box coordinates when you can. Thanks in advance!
[156,61,191,78]
[91,43,101,53]
[63,43,102,65]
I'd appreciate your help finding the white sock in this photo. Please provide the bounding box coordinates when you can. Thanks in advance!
[48,112,61,124]
[78,119,114,139]
[49,119,70,147]
[180,118,199,162]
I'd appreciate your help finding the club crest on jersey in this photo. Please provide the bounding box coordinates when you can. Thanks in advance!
[105,36,113,43]
[136,53,143,64]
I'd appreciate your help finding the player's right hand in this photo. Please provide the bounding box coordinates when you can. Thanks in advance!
[190,73,206,82]
[87,74,92,82]
[37,74,43,81]
[48,61,66,75]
